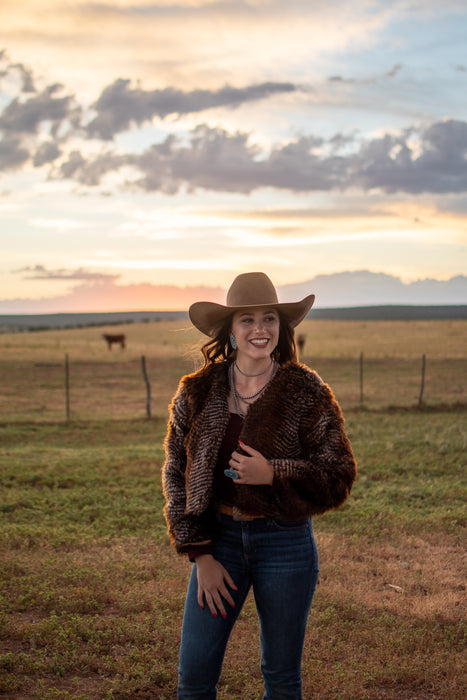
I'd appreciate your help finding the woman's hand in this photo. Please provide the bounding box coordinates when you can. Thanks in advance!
[229,441,274,485]
[195,554,237,619]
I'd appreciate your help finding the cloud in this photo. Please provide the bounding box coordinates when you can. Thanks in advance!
[1,58,467,196]
[2,61,36,92]
[0,61,81,170]
[33,141,62,167]
[352,120,467,194]
[86,79,299,139]
[1,271,465,314]
[54,119,467,195]
[386,63,403,78]
[14,265,119,282]
[0,278,225,313]
[0,83,78,136]
[0,136,30,170]
[279,271,467,307]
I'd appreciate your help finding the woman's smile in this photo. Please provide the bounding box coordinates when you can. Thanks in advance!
[249,337,270,348]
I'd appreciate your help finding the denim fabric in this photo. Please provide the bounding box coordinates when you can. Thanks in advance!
[178,513,319,699]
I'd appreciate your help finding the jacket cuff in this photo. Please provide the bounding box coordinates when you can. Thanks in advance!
[187,544,213,562]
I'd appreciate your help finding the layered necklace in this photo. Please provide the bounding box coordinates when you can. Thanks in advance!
[229,359,278,418]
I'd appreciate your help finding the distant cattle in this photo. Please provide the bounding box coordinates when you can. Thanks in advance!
[297,333,306,354]
[103,333,126,350]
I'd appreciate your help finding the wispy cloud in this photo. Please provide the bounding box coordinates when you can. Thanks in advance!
[14,265,118,281]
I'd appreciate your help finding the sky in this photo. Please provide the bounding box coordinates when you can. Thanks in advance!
[1,0,466,312]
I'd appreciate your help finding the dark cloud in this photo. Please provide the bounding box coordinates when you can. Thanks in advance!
[86,79,299,139]
[53,119,467,196]
[1,58,466,196]
[15,265,118,282]
[352,119,467,194]
[33,141,62,167]
[56,149,131,187]
[0,70,80,171]
[0,83,76,135]
[0,136,30,170]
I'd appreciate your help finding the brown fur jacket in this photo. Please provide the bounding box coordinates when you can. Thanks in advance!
[162,360,356,553]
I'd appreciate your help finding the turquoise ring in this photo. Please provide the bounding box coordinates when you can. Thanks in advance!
[224,469,239,480]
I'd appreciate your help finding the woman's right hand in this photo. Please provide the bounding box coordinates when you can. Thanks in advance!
[195,554,237,619]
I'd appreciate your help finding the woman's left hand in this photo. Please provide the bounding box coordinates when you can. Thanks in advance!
[229,442,274,485]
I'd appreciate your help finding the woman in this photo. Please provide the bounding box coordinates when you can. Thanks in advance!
[163,272,357,700]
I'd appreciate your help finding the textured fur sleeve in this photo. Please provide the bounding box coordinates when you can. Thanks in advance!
[162,380,214,553]
[269,374,356,516]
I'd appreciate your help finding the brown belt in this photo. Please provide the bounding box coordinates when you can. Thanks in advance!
[218,503,264,520]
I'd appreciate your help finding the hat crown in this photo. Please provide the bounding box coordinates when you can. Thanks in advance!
[226,272,278,308]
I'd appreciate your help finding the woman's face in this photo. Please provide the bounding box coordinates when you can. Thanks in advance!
[231,307,280,361]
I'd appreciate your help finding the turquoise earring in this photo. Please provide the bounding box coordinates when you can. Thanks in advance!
[230,334,237,350]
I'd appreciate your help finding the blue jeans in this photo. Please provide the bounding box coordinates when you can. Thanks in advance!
[178,513,319,699]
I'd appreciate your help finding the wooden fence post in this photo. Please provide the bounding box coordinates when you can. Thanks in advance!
[141,355,151,418]
[65,353,70,421]
[360,352,364,405]
[418,354,426,407]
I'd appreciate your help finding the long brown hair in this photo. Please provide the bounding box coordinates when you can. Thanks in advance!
[200,311,298,367]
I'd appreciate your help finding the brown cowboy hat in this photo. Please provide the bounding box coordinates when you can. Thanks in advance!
[189,272,315,337]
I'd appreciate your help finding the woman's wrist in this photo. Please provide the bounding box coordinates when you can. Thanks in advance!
[187,544,213,562]
[194,553,215,565]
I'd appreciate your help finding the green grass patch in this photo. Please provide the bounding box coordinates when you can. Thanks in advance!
[0,411,465,698]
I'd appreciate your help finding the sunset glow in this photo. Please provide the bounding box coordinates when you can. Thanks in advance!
[1,1,466,312]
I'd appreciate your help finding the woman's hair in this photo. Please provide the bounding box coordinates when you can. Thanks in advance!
[200,311,298,367]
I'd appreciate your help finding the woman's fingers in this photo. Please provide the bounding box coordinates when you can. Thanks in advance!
[196,558,237,618]
[205,589,227,619]
[229,446,273,485]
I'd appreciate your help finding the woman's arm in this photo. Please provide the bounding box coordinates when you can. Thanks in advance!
[162,384,214,552]
[269,380,357,515]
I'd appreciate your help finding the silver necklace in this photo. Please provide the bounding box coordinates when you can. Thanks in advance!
[228,361,278,416]
[234,359,273,377]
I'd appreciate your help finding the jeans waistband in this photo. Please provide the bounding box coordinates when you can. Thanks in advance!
[217,503,264,521]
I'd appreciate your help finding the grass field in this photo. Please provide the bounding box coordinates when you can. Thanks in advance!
[0,319,465,421]
[0,320,466,699]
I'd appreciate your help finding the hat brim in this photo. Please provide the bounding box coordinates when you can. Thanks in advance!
[189,294,315,337]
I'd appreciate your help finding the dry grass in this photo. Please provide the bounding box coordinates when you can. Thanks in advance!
[0,320,466,421]
[0,319,465,362]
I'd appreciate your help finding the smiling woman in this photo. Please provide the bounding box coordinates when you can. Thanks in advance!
[162,271,357,699]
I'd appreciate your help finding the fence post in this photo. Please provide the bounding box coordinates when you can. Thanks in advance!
[418,353,426,407]
[65,353,70,421]
[141,355,151,418]
[359,352,364,405]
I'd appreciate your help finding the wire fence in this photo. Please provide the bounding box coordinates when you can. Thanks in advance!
[0,353,465,423]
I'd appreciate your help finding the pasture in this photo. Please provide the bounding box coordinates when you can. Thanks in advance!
[0,319,466,699]
[0,319,465,421]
